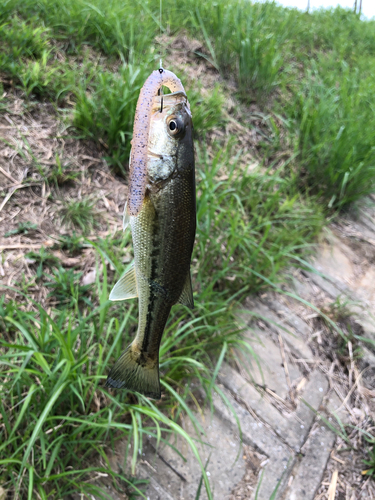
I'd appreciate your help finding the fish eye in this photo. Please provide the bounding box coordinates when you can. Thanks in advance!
[167,115,185,137]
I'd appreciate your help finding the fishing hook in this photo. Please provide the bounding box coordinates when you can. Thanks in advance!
[158,66,164,113]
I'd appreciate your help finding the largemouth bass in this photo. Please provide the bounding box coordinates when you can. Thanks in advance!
[105,70,196,399]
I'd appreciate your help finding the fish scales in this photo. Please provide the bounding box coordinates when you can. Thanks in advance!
[106,73,196,399]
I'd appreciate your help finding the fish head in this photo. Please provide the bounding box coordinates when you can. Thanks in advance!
[147,91,194,185]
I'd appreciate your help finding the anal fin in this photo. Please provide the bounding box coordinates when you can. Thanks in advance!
[177,271,194,309]
[109,262,138,301]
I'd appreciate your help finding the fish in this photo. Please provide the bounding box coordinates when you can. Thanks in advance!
[105,70,196,400]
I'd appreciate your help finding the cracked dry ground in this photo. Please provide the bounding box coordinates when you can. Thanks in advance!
[1,92,375,499]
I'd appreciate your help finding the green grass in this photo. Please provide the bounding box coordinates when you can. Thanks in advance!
[4,222,38,237]
[54,234,85,256]
[73,61,151,172]
[188,83,226,135]
[194,142,323,298]
[46,154,80,187]
[2,0,374,207]
[45,267,92,308]
[285,59,375,208]
[0,138,324,498]
[363,438,375,477]
[18,52,73,99]
[0,14,75,99]
[60,198,98,234]
[0,15,50,60]
[73,64,227,171]
[25,248,61,280]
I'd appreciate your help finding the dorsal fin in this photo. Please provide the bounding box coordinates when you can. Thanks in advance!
[177,272,194,309]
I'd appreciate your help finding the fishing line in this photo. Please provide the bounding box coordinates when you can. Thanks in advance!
[159,0,164,112]
[160,0,162,68]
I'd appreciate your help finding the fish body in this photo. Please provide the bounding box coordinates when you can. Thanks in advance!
[106,90,196,399]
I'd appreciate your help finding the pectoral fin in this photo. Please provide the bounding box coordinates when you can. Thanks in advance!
[123,201,130,231]
[177,271,194,309]
[109,263,138,301]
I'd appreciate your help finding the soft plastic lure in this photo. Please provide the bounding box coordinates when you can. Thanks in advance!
[127,69,186,216]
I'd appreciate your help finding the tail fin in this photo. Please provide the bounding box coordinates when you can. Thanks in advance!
[105,344,161,399]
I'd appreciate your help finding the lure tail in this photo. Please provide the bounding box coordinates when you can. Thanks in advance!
[105,343,161,399]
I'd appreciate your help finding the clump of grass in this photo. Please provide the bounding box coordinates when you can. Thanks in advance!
[363,438,375,477]
[175,1,289,100]
[6,0,156,58]
[4,221,38,237]
[188,83,226,135]
[18,51,74,99]
[73,61,150,172]
[0,15,74,99]
[47,154,80,186]
[290,6,375,62]
[25,247,60,279]
[287,61,375,209]
[0,296,151,498]
[235,6,285,101]
[0,15,50,60]
[45,267,92,307]
[0,249,242,498]
[60,198,98,234]
[0,295,21,336]
[54,233,84,255]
